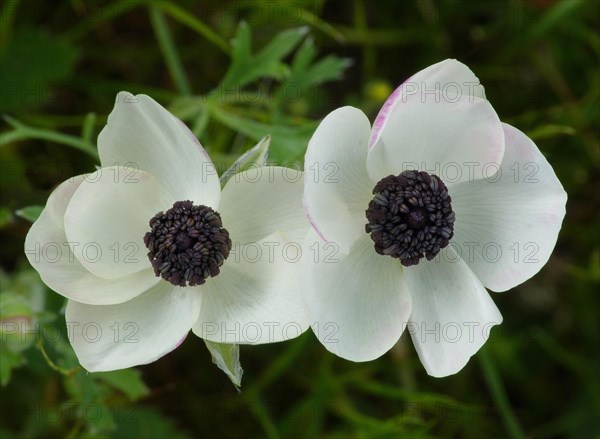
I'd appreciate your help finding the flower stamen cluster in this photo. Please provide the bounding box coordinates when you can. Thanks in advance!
[365,170,455,266]
[144,200,231,287]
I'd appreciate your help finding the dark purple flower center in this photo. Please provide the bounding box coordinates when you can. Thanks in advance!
[365,170,455,267]
[144,200,231,287]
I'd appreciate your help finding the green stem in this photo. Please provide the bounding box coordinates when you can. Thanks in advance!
[36,341,80,377]
[1,117,99,161]
[479,348,526,439]
[65,0,144,41]
[149,6,192,96]
[152,1,231,55]
[81,112,97,144]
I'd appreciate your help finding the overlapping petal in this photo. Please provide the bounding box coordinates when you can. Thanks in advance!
[193,232,309,344]
[450,123,567,292]
[404,247,502,377]
[66,282,201,371]
[219,166,308,244]
[369,59,487,149]
[303,106,374,253]
[64,167,161,280]
[24,175,160,305]
[367,93,504,185]
[301,230,412,361]
[98,92,221,209]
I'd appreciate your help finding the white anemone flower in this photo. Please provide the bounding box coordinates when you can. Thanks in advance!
[25,92,309,372]
[302,59,567,377]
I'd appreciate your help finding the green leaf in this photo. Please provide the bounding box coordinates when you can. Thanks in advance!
[14,205,43,222]
[527,124,576,141]
[93,369,150,401]
[220,135,271,186]
[204,340,243,389]
[0,349,25,386]
[211,106,316,161]
[222,23,307,89]
[286,37,352,90]
[0,28,78,112]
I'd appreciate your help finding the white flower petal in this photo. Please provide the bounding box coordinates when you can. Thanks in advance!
[66,281,201,372]
[405,247,502,377]
[303,106,374,253]
[24,175,160,305]
[367,93,504,185]
[219,166,308,244]
[369,59,486,148]
[301,229,412,361]
[98,92,220,208]
[64,167,161,279]
[193,232,309,344]
[449,123,567,292]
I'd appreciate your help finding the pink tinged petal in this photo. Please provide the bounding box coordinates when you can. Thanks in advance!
[219,166,308,245]
[66,281,201,372]
[369,59,487,149]
[303,106,374,254]
[193,232,309,344]
[301,230,412,362]
[366,93,505,185]
[405,247,502,378]
[24,175,160,305]
[98,92,220,209]
[449,123,568,292]
[64,167,162,280]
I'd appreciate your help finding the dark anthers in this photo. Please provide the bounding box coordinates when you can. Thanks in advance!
[144,201,231,287]
[365,170,455,267]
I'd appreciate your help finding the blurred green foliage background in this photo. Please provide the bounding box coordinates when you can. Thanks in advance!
[0,0,598,438]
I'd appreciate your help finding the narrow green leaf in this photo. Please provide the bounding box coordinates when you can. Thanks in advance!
[222,24,307,89]
[204,340,243,389]
[211,107,316,161]
[81,112,97,145]
[287,37,352,88]
[14,206,43,223]
[527,124,576,141]
[154,0,230,55]
[149,6,192,96]
[255,26,309,65]
[479,347,526,439]
[220,135,271,186]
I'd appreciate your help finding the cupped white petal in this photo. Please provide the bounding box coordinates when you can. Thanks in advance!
[64,167,161,279]
[302,229,412,361]
[449,123,567,292]
[24,175,160,305]
[66,281,201,372]
[193,232,309,344]
[367,93,504,185]
[405,247,502,377]
[219,166,308,244]
[98,92,220,208]
[303,106,374,253]
[369,59,486,149]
